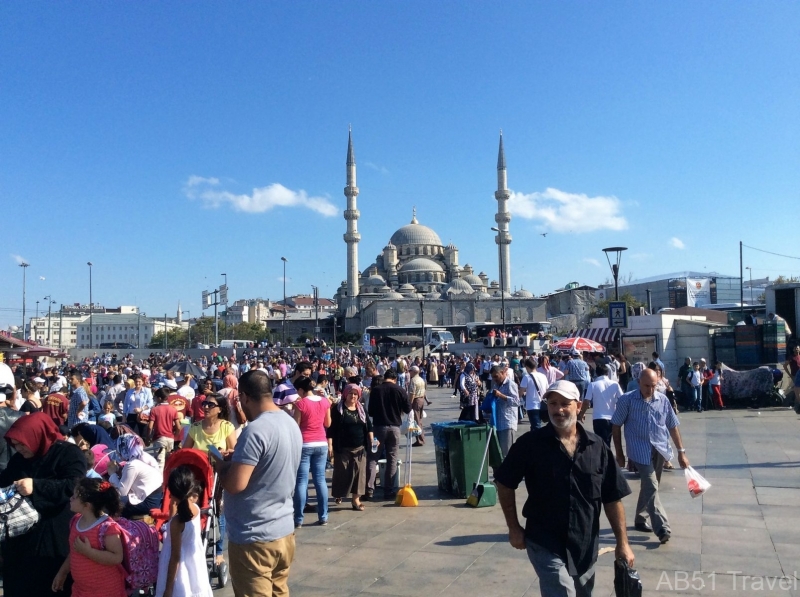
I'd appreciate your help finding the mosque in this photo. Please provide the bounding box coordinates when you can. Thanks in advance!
[334,131,547,333]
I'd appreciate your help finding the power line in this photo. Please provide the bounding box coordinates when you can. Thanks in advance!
[743,244,800,261]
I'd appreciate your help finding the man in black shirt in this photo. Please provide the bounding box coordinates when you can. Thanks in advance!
[366,369,412,500]
[495,380,634,597]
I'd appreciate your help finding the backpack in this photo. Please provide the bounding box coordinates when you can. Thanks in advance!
[99,517,160,591]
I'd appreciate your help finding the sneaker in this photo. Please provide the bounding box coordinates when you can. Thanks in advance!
[294,522,302,529]
[317,520,328,526]
[658,530,671,544]
[634,521,653,533]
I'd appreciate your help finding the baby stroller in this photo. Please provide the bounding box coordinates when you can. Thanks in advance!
[150,448,229,589]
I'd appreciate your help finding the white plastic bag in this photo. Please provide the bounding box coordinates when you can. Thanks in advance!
[401,412,421,437]
[684,466,711,498]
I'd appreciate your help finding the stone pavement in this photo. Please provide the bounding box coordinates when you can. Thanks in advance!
[215,386,800,597]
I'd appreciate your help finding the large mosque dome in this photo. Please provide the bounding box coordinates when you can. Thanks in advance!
[390,213,443,248]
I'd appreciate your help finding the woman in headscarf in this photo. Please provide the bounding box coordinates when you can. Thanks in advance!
[107,433,163,518]
[537,355,564,386]
[70,422,116,451]
[458,363,481,422]
[219,373,246,436]
[328,384,373,511]
[0,413,87,597]
[628,362,647,392]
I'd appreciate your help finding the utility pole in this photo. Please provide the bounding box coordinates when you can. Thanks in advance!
[164,314,168,351]
[420,300,426,365]
[87,262,93,349]
[19,262,29,340]
[59,304,63,350]
[311,285,320,340]
[281,257,288,346]
[739,241,744,323]
[491,227,506,332]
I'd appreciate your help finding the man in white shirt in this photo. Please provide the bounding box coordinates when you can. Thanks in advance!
[579,364,622,447]
[519,357,549,429]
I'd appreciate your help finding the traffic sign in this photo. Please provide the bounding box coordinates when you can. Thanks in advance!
[202,290,210,309]
[219,284,228,305]
[608,301,628,328]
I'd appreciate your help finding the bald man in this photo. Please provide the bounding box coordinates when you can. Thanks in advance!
[611,369,689,545]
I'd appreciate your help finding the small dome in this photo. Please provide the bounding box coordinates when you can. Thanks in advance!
[492,289,513,299]
[514,289,534,298]
[445,279,475,295]
[445,242,457,250]
[463,274,483,287]
[384,242,396,250]
[424,292,441,300]
[398,283,416,292]
[400,258,444,273]
[475,291,492,299]
[382,291,405,300]
[365,274,387,286]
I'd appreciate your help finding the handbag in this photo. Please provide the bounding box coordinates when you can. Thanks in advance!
[0,486,40,541]
[614,559,642,597]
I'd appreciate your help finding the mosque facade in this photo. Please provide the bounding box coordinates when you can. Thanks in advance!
[335,131,547,333]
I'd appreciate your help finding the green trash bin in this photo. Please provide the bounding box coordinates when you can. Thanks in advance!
[447,424,501,498]
[431,422,466,494]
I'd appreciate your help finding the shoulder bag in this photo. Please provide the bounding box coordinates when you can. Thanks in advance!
[0,485,40,541]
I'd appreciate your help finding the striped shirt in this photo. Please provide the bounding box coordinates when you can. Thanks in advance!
[611,389,680,465]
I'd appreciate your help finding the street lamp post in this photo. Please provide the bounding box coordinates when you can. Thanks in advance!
[19,262,29,340]
[490,227,506,332]
[602,247,628,354]
[44,295,54,346]
[281,257,288,346]
[87,262,94,349]
[419,300,426,365]
[745,266,753,305]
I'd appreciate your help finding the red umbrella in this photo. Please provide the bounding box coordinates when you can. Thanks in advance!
[552,337,606,353]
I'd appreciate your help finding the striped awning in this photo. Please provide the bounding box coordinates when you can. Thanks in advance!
[568,328,619,343]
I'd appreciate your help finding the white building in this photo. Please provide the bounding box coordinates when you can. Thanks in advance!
[76,313,182,349]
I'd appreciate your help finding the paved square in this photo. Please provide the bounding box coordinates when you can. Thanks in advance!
[215,387,800,597]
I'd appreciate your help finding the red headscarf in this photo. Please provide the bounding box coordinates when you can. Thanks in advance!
[6,412,61,458]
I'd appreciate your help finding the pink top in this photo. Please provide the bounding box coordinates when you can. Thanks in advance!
[294,396,330,445]
[69,514,127,597]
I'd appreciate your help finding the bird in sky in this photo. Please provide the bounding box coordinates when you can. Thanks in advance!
[540,233,548,238]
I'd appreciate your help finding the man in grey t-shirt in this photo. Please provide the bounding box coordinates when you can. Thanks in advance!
[216,370,302,597]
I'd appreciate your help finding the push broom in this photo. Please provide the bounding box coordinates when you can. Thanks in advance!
[466,426,494,508]
[396,413,419,507]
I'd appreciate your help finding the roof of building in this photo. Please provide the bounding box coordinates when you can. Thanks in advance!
[622,271,739,285]
[463,274,483,287]
[389,211,443,247]
[445,279,475,294]
[400,258,444,273]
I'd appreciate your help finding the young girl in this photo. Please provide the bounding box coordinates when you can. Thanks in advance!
[52,478,127,597]
[156,465,213,597]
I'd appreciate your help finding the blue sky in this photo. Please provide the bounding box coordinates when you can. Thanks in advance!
[2,2,799,330]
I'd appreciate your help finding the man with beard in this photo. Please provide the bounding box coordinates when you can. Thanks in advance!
[495,380,633,597]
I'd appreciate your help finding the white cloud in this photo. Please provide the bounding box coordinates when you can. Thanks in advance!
[669,237,685,249]
[508,187,628,233]
[184,177,338,218]
[583,258,601,267]
[39,276,45,281]
[10,254,27,265]
[629,252,652,262]
[363,161,390,175]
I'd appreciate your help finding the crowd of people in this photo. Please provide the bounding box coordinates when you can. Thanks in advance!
[0,339,700,597]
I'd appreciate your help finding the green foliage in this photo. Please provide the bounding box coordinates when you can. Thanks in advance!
[590,292,647,317]
[774,275,800,284]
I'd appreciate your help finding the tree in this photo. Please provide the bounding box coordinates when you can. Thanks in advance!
[590,292,647,317]
[774,275,800,284]
[148,327,189,349]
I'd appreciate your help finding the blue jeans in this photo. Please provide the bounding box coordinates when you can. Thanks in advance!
[527,409,542,429]
[293,445,329,525]
[691,386,702,411]
[215,512,226,556]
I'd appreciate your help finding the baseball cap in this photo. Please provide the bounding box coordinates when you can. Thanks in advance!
[33,377,45,384]
[543,380,581,402]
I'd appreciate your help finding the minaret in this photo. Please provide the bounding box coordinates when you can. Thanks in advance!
[177,301,182,323]
[343,127,361,299]
[494,131,512,293]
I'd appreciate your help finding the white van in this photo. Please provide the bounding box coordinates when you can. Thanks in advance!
[219,340,251,349]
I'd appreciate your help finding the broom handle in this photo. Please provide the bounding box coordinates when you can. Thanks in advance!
[475,427,493,486]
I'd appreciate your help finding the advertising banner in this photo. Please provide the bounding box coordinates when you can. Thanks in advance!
[622,335,657,365]
[686,278,711,307]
